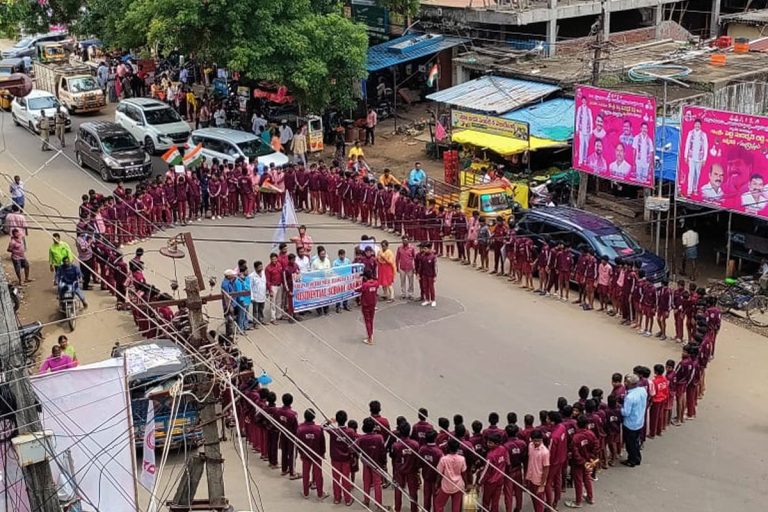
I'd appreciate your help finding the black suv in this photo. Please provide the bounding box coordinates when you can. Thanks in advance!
[75,122,151,181]
[516,206,668,282]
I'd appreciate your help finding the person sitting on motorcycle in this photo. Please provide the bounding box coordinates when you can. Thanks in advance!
[407,162,426,197]
[58,257,88,309]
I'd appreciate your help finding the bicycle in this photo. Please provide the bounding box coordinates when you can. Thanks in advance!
[707,276,768,327]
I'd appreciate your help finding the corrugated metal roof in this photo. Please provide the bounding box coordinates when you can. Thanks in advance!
[426,75,560,114]
[366,33,469,72]
[501,98,574,141]
[750,37,768,52]
[721,9,768,24]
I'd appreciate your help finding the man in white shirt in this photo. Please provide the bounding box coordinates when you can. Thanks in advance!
[575,97,593,165]
[741,174,767,213]
[592,114,606,139]
[9,175,25,209]
[681,227,699,280]
[248,260,267,326]
[609,143,631,178]
[213,106,226,127]
[296,247,311,273]
[310,246,332,315]
[700,163,724,202]
[252,112,267,135]
[632,122,654,183]
[684,119,708,196]
[279,120,294,150]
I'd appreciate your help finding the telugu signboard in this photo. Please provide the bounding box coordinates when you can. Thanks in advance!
[292,264,364,313]
[677,106,768,219]
[573,86,657,188]
[451,110,529,141]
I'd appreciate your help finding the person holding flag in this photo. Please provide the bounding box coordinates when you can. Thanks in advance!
[427,63,439,88]
[161,145,182,166]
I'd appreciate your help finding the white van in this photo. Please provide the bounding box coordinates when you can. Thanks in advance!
[187,128,289,168]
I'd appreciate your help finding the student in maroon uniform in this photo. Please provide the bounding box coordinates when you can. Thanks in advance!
[583,249,599,310]
[418,429,442,511]
[684,282,699,340]
[535,238,551,295]
[296,408,328,500]
[324,410,356,505]
[519,415,536,445]
[573,251,588,305]
[355,417,387,509]
[482,412,508,448]
[419,242,438,307]
[503,425,527,512]
[359,270,379,345]
[367,400,393,475]
[663,360,677,430]
[672,279,686,341]
[479,434,509,512]
[392,422,420,512]
[565,416,598,508]
[674,345,694,425]
[275,393,300,479]
[705,296,722,356]
[263,391,280,468]
[467,420,485,480]
[686,344,701,419]
[640,272,657,336]
[603,395,622,465]
[556,242,573,301]
[654,280,672,340]
[545,411,567,509]
[411,408,433,446]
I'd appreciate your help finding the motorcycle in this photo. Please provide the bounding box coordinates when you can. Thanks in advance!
[19,321,42,367]
[58,284,78,332]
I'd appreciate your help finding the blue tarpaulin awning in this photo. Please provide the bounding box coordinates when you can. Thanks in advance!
[501,98,574,142]
[426,75,560,115]
[655,124,679,182]
[366,33,469,72]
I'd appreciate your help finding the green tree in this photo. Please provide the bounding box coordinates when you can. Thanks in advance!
[377,0,421,20]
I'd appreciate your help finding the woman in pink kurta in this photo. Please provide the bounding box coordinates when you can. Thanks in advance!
[376,240,396,301]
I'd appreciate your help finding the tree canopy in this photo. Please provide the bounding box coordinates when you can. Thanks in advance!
[1,0,369,112]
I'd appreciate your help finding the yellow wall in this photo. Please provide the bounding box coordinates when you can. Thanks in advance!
[726,23,767,40]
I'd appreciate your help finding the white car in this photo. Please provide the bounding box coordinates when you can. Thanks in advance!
[187,128,290,168]
[115,98,191,155]
[11,89,71,133]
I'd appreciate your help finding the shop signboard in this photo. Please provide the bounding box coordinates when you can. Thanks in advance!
[573,85,657,188]
[451,110,529,141]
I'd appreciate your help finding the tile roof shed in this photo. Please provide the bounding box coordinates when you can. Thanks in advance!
[426,75,560,114]
[366,33,470,72]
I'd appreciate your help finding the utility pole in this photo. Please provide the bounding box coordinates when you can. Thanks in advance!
[577,0,607,208]
[150,233,248,512]
[0,272,59,512]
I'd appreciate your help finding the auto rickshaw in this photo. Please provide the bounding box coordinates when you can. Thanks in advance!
[0,58,25,110]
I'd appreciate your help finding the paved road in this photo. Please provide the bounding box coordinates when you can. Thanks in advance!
[1,105,766,512]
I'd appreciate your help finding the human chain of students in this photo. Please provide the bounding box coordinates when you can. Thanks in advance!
[230,324,716,512]
[56,153,723,512]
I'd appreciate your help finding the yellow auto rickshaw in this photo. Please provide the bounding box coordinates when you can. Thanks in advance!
[0,58,25,110]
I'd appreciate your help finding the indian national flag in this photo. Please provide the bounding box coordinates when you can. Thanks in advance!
[161,145,182,165]
[426,63,439,87]
[182,143,203,168]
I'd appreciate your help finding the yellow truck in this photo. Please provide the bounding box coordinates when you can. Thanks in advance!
[32,61,105,113]
[36,43,67,64]
[432,169,528,223]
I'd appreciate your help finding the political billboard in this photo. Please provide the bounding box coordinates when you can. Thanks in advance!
[293,264,363,312]
[678,106,768,219]
[573,85,657,188]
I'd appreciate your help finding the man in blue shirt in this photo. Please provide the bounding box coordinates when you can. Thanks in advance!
[407,162,426,197]
[332,248,352,313]
[221,269,239,334]
[621,373,647,467]
[58,257,87,308]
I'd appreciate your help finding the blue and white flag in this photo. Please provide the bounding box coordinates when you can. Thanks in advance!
[272,193,298,251]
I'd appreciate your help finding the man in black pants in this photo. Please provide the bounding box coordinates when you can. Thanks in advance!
[621,373,647,467]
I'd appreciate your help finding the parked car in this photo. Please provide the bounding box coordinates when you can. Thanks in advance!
[515,205,668,282]
[75,122,151,181]
[1,32,69,59]
[10,89,71,133]
[115,98,191,154]
[187,127,290,168]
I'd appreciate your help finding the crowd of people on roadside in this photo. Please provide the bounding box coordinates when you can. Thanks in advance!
[230,296,719,512]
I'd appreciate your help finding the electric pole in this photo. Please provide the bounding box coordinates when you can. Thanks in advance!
[577,0,607,208]
[0,272,60,512]
[150,233,248,512]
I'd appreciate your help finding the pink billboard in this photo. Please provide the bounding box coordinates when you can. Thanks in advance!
[573,86,657,188]
[678,106,768,218]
